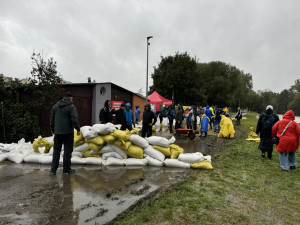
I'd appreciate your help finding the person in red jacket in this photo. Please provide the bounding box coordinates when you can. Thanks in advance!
[272,110,300,171]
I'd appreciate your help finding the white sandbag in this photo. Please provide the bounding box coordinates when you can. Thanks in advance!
[80,126,98,139]
[102,152,123,160]
[99,145,114,154]
[92,123,116,135]
[168,136,176,145]
[104,157,125,166]
[203,155,212,162]
[164,159,190,168]
[7,152,26,163]
[0,153,8,162]
[44,136,54,142]
[39,155,53,164]
[178,152,204,163]
[125,158,147,166]
[0,143,17,152]
[74,143,90,152]
[108,144,128,159]
[38,147,46,154]
[85,157,103,165]
[72,151,83,158]
[144,146,165,162]
[162,118,169,132]
[155,119,160,132]
[23,153,43,163]
[145,155,164,167]
[48,147,54,155]
[71,156,86,164]
[130,135,149,149]
[146,136,169,147]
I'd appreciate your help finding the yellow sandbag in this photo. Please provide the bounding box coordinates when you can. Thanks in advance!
[74,140,85,147]
[74,129,84,143]
[191,161,213,170]
[102,134,116,144]
[33,138,53,153]
[152,145,171,157]
[125,145,144,159]
[131,127,139,134]
[169,144,184,159]
[113,140,132,151]
[85,136,105,146]
[111,130,131,141]
[87,143,103,153]
[152,125,156,132]
[81,149,101,158]
[218,116,235,139]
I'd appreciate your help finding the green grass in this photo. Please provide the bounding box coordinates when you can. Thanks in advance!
[115,113,300,225]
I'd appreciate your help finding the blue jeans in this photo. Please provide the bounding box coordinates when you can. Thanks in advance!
[214,120,220,133]
[279,152,297,170]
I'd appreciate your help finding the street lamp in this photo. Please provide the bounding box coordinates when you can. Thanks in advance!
[146,36,153,103]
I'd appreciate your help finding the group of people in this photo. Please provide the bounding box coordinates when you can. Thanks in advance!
[158,104,238,137]
[49,92,300,175]
[256,105,300,171]
[99,100,157,138]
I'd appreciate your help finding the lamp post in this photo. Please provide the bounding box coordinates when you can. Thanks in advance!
[146,36,153,103]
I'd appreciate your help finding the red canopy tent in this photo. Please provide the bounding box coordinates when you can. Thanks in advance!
[148,91,173,111]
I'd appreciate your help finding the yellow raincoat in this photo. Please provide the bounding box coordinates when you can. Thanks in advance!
[218,115,235,138]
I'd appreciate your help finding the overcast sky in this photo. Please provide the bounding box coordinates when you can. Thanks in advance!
[1,0,299,94]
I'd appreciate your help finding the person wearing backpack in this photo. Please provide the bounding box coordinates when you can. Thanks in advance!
[272,110,300,171]
[256,105,279,159]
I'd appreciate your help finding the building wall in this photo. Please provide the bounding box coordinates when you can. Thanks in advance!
[93,83,112,124]
[111,84,132,104]
[132,94,146,123]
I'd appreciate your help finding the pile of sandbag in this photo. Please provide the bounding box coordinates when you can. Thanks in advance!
[0,123,213,169]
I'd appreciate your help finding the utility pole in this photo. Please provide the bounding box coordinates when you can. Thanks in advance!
[146,36,153,103]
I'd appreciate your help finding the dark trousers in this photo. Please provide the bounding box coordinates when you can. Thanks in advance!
[175,120,181,130]
[169,118,174,132]
[142,124,152,138]
[209,117,214,129]
[236,118,241,125]
[51,133,74,173]
[187,124,192,129]
[126,125,132,131]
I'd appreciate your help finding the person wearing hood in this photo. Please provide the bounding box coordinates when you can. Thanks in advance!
[200,114,209,137]
[50,92,80,175]
[256,105,279,159]
[142,104,157,137]
[205,106,213,129]
[135,105,141,124]
[168,105,175,133]
[272,110,300,171]
[116,103,126,130]
[125,103,134,131]
[175,104,184,130]
[99,100,113,124]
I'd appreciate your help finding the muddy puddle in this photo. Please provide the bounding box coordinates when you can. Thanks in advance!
[0,130,238,225]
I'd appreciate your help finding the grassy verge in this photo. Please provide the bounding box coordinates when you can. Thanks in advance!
[115,113,300,225]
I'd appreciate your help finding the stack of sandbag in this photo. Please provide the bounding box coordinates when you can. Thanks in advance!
[0,123,213,170]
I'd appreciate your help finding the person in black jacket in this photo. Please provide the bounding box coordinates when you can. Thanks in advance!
[99,100,113,124]
[116,103,126,130]
[256,105,279,159]
[235,107,242,125]
[50,92,80,175]
[142,104,157,138]
[168,105,175,133]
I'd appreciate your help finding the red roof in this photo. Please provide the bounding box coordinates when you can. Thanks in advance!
[148,91,173,105]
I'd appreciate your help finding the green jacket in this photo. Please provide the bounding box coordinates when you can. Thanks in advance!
[50,98,80,134]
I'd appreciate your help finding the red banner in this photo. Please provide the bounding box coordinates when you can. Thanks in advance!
[111,101,124,110]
